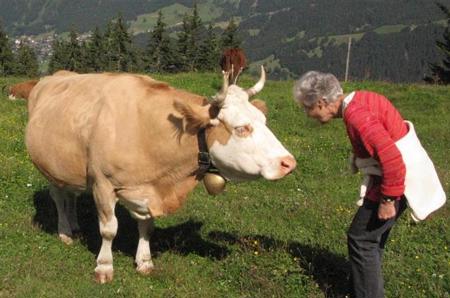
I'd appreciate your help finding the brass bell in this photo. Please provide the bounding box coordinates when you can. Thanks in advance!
[203,172,226,195]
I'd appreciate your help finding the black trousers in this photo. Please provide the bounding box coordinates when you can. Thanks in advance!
[347,198,407,298]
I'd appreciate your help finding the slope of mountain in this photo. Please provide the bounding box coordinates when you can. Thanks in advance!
[1,0,449,82]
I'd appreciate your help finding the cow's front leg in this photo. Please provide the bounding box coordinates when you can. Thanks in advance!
[92,180,118,284]
[135,218,155,275]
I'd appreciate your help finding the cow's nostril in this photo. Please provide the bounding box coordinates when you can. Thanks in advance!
[280,156,297,174]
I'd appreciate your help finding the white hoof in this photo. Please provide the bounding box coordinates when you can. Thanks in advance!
[95,264,114,283]
[136,260,154,275]
[59,234,73,245]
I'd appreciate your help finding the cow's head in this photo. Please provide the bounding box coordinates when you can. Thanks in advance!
[175,66,296,181]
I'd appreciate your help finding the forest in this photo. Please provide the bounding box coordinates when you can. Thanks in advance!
[1,0,450,82]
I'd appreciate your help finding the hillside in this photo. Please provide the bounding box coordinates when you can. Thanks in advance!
[1,0,450,82]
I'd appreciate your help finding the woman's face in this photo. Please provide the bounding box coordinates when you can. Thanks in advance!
[301,98,338,124]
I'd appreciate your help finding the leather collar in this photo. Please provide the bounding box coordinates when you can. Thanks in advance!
[197,128,214,176]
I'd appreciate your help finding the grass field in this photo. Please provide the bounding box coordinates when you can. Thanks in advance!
[0,73,448,297]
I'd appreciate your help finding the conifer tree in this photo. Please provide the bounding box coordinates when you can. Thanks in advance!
[128,46,139,73]
[48,28,86,73]
[190,2,202,32]
[78,40,91,73]
[427,3,450,84]
[0,23,15,75]
[145,10,174,73]
[66,28,83,72]
[221,18,241,49]
[86,27,106,72]
[197,24,220,71]
[176,14,191,71]
[15,41,39,77]
[109,14,134,72]
[176,4,205,72]
[102,20,115,71]
[188,3,203,71]
[48,38,69,74]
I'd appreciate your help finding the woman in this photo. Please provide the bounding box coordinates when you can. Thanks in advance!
[292,71,408,298]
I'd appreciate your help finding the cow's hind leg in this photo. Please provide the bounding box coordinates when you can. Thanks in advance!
[135,218,155,275]
[92,177,118,284]
[49,184,78,245]
[66,191,80,233]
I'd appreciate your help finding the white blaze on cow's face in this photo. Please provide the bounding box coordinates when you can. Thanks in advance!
[209,85,296,181]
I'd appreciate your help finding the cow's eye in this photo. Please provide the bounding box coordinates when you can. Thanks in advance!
[234,124,253,137]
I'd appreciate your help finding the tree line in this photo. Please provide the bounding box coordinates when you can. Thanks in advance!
[48,6,243,74]
[48,7,241,74]
[0,29,39,77]
[1,2,449,84]
[0,5,242,77]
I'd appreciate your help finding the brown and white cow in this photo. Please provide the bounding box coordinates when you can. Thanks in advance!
[25,67,296,283]
[5,80,39,100]
[220,48,247,84]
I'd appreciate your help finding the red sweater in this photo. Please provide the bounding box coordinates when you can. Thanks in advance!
[344,91,407,202]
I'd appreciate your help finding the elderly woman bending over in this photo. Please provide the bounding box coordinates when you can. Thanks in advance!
[293,70,446,297]
[293,71,409,298]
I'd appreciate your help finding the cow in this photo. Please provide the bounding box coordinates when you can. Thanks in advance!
[25,66,296,283]
[5,80,39,100]
[220,48,247,84]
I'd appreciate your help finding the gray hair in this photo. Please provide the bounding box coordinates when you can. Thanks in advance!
[293,71,343,107]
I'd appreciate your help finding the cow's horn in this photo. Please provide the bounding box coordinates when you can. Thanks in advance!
[233,67,243,85]
[214,70,230,105]
[246,65,266,97]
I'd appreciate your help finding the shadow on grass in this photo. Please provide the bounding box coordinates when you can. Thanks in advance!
[208,231,351,298]
[32,188,230,260]
[32,189,349,296]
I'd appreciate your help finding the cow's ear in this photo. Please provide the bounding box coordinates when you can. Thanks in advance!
[250,99,268,116]
[174,100,218,133]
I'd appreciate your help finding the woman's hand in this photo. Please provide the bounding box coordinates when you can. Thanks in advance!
[378,201,397,220]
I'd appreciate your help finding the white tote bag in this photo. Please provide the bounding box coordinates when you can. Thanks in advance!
[395,121,446,221]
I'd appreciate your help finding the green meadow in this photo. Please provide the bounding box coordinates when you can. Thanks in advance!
[0,73,448,297]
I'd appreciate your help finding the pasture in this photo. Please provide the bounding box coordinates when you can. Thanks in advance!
[0,73,448,297]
